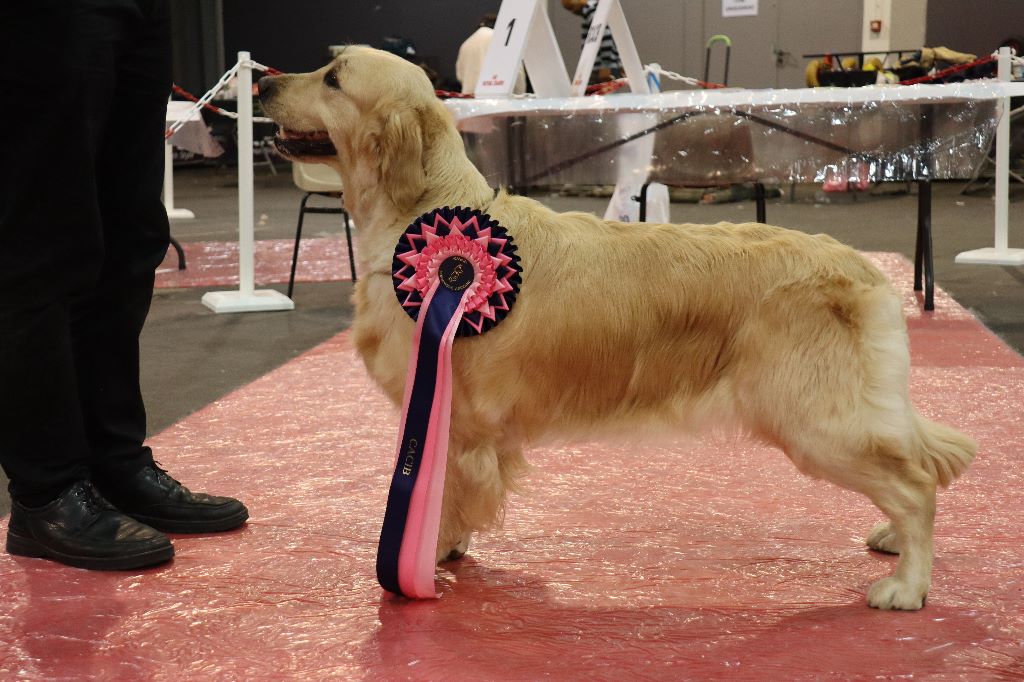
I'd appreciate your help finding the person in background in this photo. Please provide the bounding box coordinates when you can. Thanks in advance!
[456,13,527,95]
[0,0,248,571]
[562,0,623,84]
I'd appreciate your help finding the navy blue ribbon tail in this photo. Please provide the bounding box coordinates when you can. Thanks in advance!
[376,286,465,596]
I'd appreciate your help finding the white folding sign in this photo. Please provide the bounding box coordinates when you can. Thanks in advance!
[474,0,571,98]
[571,0,650,96]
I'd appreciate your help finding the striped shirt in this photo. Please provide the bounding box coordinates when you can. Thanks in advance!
[580,0,622,81]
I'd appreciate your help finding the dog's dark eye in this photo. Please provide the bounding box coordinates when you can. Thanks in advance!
[323,69,340,89]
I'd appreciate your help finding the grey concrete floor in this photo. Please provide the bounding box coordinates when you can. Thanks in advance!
[2,163,1023,517]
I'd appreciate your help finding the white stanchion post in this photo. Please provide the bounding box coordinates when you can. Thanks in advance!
[202,51,295,314]
[237,57,256,299]
[956,47,1024,265]
[163,139,195,219]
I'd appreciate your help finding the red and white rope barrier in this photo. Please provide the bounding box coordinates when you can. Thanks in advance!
[166,59,282,139]
[166,62,239,139]
[643,64,726,90]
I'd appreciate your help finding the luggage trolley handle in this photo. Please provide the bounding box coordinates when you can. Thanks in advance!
[704,34,732,86]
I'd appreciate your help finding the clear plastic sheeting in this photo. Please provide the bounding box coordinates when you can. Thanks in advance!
[1,255,1023,679]
[447,82,1023,187]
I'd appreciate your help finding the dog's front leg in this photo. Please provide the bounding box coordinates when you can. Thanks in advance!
[436,441,527,563]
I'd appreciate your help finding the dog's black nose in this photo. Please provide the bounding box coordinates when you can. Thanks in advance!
[257,76,276,103]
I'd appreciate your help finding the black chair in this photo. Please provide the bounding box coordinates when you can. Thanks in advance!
[288,162,356,299]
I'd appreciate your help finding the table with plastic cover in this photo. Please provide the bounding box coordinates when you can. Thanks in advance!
[446,82,1010,310]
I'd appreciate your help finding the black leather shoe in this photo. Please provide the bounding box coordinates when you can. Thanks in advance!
[6,480,174,570]
[95,463,249,534]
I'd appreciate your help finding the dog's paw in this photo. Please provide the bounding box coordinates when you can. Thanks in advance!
[867,576,926,610]
[439,535,471,563]
[866,522,901,554]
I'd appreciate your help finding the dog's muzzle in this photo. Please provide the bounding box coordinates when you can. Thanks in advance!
[257,75,337,157]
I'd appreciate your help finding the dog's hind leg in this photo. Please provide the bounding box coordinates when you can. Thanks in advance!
[780,431,937,610]
[436,441,527,563]
[858,448,937,610]
[745,283,967,609]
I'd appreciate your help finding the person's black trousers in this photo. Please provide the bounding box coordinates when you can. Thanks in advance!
[0,0,172,505]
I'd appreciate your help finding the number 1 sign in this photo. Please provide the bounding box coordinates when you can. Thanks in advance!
[473,0,572,98]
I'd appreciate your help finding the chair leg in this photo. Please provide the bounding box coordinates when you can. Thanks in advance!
[755,182,767,223]
[289,193,312,299]
[262,144,278,175]
[343,209,357,282]
[170,236,186,270]
[637,182,650,222]
[914,185,924,293]
[918,180,935,311]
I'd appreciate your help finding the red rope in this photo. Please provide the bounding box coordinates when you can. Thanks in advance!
[899,54,997,85]
[171,83,232,116]
[435,89,474,99]
[586,78,628,95]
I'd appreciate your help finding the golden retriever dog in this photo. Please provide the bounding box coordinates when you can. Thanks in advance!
[258,46,976,610]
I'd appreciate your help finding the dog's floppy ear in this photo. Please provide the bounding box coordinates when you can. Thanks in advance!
[374,105,426,209]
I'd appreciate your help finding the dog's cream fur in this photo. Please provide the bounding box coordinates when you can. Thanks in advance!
[261,46,976,610]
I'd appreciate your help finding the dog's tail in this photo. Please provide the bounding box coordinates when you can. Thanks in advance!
[858,282,976,488]
[912,413,977,488]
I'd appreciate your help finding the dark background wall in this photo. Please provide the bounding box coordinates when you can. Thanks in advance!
[172,1,1024,95]
[222,0,503,86]
[926,0,1024,57]
[170,0,225,93]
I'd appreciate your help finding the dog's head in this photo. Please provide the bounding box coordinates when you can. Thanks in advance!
[259,46,440,207]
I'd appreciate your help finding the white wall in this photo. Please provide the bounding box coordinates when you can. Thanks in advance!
[862,0,927,53]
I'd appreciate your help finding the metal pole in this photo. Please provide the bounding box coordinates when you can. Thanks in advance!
[163,140,176,212]
[956,46,1024,265]
[163,137,195,219]
[237,50,255,297]
[200,52,293,313]
[995,46,1011,251]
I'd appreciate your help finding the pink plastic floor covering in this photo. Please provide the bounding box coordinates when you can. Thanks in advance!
[155,237,354,289]
[2,253,1023,680]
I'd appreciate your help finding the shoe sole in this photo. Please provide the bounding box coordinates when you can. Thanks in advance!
[129,507,249,534]
[6,531,174,571]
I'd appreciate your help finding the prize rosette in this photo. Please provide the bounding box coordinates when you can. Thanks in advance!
[376,207,522,599]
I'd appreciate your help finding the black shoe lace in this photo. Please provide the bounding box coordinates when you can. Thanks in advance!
[152,461,183,487]
[75,482,107,515]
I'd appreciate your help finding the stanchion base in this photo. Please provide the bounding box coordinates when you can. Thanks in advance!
[955,247,1024,266]
[201,289,296,314]
[167,207,196,220]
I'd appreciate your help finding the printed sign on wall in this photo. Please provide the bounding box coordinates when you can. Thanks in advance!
[723,0,758,17]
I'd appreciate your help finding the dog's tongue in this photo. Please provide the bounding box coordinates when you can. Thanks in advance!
[279,128,330,141]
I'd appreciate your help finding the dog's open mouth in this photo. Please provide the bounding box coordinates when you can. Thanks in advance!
[273,128,337,157]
